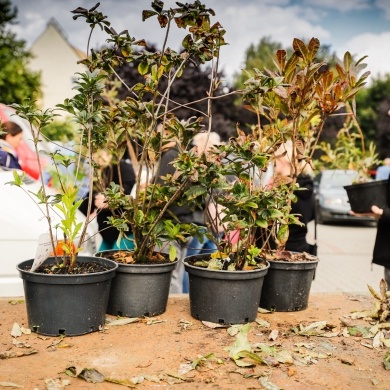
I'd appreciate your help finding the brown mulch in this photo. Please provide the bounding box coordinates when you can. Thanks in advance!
[1,293,389,389]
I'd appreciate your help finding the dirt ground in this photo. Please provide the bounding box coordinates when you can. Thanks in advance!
[1,292,390,390]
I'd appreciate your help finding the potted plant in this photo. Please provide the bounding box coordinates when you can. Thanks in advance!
[69,1,231,317]
[315,114,383,213]
[183,38,371,317]
[8,71,119,336]
[247,39,371,312]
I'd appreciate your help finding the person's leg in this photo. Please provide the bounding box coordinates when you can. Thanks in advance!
[182,235,203,293]
[202,237,217,254]
[182,234,218,293]
[186,235,202,257]
[384,267,390,289]
[169,240,188,294]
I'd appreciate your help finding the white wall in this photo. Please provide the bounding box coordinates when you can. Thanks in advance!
[29,22,87,111]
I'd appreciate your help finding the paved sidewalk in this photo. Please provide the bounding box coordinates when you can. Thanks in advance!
[309,221,384,293]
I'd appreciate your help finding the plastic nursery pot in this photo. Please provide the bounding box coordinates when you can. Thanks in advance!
[260,257,319,312]
[17,256,118,337]
[95,250,178,318]
[344,180,388,213]
[184,254,269,325]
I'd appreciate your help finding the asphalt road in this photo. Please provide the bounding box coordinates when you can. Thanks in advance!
[308,220,385,293]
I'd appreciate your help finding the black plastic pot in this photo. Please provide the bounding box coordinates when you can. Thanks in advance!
[184,254,269,324]
[95,250,177,317]
[344,180,388,213]
[17,256,118,336]
[260,258,319,312]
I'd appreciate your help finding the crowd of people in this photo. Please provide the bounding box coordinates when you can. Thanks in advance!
[2,118,390,292]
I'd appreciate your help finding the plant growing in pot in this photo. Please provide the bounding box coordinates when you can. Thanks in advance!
[207,38,370,313]
[182,131,293,324]
[315,114,383,213]
[71,1,230,317]
[251,38,369,311]
[8,71,119,336]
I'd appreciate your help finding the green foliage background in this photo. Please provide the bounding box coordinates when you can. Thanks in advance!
[0,0,41,105]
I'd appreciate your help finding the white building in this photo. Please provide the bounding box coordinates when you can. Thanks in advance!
[29,18,87,111]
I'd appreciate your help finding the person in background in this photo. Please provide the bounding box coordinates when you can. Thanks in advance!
[352,174,390,288]
[79,149,136,251]
[0,121,23,169]
[376,158,390,181]
[154,125,195,294]
[270,140,315,253]
[182,132,221,292]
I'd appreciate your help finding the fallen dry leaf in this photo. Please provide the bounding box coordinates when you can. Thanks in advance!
[258,307,272,314]
[45,377,71,389]
[339,356,355,365]
[178,363,194,375]
[10,323,21,338]
[146,319,166,325]
[0,382,23,388]
[258,376,282,389]
[255,318,270,328]
[20,326,31,335]
[7,300,24,305]
[47,336,67,349]
[12,339,30,348]
[105,375,143,386]
[178,319,193,331]
[201,321,228,329]
[0,349,38,359]
[106,317,139,326]
[77,368,105,383]
[287,367,296,377]
[227,325,242,336]
[268,329,279,341]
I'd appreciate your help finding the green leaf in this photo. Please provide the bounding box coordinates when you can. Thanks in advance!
[255,219,268,228]
[135,210,144,225]
[384,352,390,370]
[185,185,207,200]
[138,61,149,75]
[245,202,258,209]
[227,323,252,359]
[343,51,352,72]
[169,245,177,261]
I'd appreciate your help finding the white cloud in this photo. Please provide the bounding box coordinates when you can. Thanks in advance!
[9,0,390,84]
[337,32,390,81]
[302,0,370,12]
[215,3,330,78]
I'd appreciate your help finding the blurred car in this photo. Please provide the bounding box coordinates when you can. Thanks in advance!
[0,167,102,297]
[0,103,50,179]
[314,169,376,224]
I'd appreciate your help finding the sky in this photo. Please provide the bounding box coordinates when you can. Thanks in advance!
[8,0,390,84]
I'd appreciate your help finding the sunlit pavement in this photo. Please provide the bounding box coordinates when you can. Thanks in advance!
[309,221,384,293]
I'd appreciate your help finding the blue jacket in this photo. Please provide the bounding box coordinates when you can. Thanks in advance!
[0,141,22,169]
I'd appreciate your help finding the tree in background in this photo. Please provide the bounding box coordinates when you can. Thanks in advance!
[233,37,284,90]
[105,44,254,141]
[41,120,76,143]
[355,75,390,160]
[0,0,41,105]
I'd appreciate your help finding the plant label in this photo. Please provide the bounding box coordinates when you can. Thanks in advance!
[31,233,57,272]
